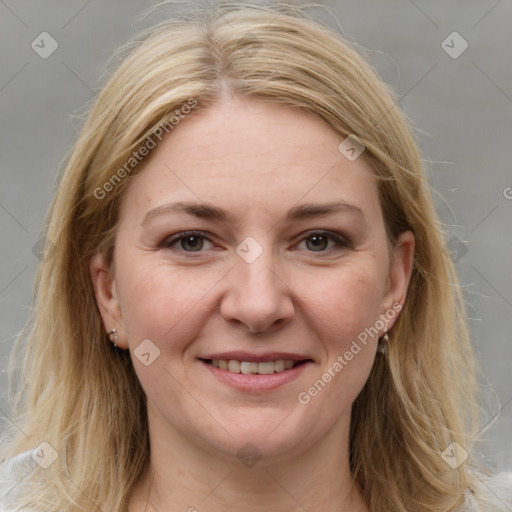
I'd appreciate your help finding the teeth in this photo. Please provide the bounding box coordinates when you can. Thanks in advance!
[210,359,300,374]
[227,360,241,373]
[240,362,258,374]
[274,360,285,372]
[256,361,275,375]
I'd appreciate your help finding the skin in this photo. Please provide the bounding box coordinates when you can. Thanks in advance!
[90,94,415,511]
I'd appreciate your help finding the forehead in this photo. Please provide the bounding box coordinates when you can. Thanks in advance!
[119,96,381,225]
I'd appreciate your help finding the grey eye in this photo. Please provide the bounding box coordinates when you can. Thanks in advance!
[180,235,205,252]
[305,235,330,251]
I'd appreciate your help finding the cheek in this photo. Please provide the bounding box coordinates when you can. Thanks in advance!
[294,263,384,413]
[115,255,217,346]
[300,259,387,346]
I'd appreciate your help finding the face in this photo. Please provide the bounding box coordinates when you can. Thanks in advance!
[91,95,414,465]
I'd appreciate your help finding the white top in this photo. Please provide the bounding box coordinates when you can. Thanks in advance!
[0,450,511,510]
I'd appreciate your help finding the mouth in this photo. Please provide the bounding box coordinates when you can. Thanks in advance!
[197,353,313,391]
[200,358,310,375]
[198,353,314,396]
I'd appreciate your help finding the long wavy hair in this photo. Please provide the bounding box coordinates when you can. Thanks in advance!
[1,3,485,511]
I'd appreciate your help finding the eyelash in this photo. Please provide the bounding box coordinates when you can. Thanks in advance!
[161,230,351,254]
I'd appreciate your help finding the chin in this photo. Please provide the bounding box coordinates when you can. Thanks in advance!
[191,407,320,466]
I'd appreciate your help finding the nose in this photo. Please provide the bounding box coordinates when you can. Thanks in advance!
[220,253,295,334]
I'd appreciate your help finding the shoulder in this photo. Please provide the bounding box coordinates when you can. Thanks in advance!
[461,471,512,511]
[0,450,39,511]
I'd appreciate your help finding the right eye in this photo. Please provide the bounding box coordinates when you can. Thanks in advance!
[161,231,215,253]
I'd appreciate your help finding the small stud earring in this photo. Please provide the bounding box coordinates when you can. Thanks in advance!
[378,332,389,355]
[108,328,120,353]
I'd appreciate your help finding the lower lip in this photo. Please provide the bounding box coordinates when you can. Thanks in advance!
[200,360,311,392]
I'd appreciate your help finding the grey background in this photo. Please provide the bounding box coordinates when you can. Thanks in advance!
[1,0,511,470]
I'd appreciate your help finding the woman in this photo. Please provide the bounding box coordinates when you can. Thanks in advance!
[0,3,510,511]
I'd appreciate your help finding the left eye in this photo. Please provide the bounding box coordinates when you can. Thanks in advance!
[296,232,347,252]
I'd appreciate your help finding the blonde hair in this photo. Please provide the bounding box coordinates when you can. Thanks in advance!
[2,3,486,510]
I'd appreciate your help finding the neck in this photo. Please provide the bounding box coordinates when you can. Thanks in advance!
[129,408,368,512]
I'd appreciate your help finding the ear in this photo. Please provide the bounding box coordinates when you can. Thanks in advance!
[89,252,128,350]
[381,230,415,332]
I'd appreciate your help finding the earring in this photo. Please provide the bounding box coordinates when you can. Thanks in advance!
[377,332,389,355]
[108,328,120,353]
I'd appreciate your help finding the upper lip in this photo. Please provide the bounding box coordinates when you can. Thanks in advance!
[199,351,312,363]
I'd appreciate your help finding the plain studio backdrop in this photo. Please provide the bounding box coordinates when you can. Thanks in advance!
[0,0,511,472]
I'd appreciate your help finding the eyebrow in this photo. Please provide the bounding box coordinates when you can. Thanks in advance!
[142,200,366,226]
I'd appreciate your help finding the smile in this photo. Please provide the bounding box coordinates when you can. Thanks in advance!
[199,357,312,392]
[206,359,304,374]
